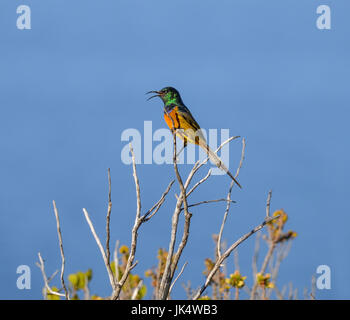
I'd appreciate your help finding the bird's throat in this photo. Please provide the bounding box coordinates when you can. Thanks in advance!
[164,97,178,106]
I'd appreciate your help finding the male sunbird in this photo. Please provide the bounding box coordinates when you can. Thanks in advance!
[147,87,242,189]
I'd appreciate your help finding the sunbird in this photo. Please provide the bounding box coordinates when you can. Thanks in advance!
[147,87,242,189]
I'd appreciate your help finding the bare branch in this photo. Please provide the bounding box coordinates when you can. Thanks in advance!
[193,215,279,300]
[113,240,120,282]
[186,169,211,198]
[52,201,69,300]
[83,274,91,300]
[47,270,59,283]
[252,231,261,278]
[142,180,175,222]
[250,241,276,299]
[111,143,146,299]
[250,191,277,300]
[131,279,144,300]
[311,275,316,300]
[158,130,191,300]
[168,261,188,298]
[267,241,293,299]
[36,252,66,298]
[82,208,116,293]
[130,143,142,221]
[217,181,235,258]
[106,168,112,267]
[266,190,272,218]
[234,249,240,272]
[217,137,246,258]
[234,137,246,178]
[181,198,236,211]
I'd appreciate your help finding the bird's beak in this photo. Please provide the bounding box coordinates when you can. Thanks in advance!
[146,90,161,101]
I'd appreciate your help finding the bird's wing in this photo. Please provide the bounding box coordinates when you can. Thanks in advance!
[175,105,206,144]
[172,105,242,188]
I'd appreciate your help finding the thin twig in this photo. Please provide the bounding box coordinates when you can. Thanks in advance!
[267,241,293,299]
[234,137,246,178]
[234,249,240,272]
[168,261,188,298]
[181,198,236,211]
[186,169,212,198]
[274,286,285,300]
[47,270,59,283]
[217,137,246,258]
[193,215,279,300]
[114,240,120,282]
[52,201,69,300]
[83,208,116,293]
[83,274,91,300]
[131,143,142,222]
[250,241,276,300]
[106,168,112,267]
[252,231,261,278]
[131,280,144,300]
[311,275,316,300]
[217,180,235,258]
[142,180,175,222]
[158,129,191,300]
[266,190,272,218]
[111,143,145,299]
[288,282,294,300]
[250,190,275,300]
[36,252,66,298]
[169,133,193,296]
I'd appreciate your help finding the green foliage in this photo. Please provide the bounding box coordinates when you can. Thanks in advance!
[226,271,246,289]
[46,286,60,300]
[68,269,92,291]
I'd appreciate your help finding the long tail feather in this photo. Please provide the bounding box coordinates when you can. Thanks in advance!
[199,141,242,189]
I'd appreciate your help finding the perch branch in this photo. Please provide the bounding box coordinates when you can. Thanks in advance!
[158,129,191,300]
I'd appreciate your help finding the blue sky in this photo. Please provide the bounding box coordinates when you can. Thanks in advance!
[0,0,349,299]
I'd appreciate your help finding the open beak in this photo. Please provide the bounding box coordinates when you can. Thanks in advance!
[146,90,161,101]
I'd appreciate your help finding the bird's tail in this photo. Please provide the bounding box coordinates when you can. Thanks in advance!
[198,140,242,189]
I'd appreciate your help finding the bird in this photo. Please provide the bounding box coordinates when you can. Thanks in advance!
[147,86,242,189]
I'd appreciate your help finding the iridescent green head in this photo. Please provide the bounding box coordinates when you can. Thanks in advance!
[147,87,183,106]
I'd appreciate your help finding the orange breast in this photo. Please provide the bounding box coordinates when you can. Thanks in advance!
[164,107,181,130]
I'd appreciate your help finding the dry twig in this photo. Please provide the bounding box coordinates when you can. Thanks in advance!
[52,201,69,300]
[36,252,66,298]
[168,261,188,298]
[193,215,279,300]
[217,137,246,258]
